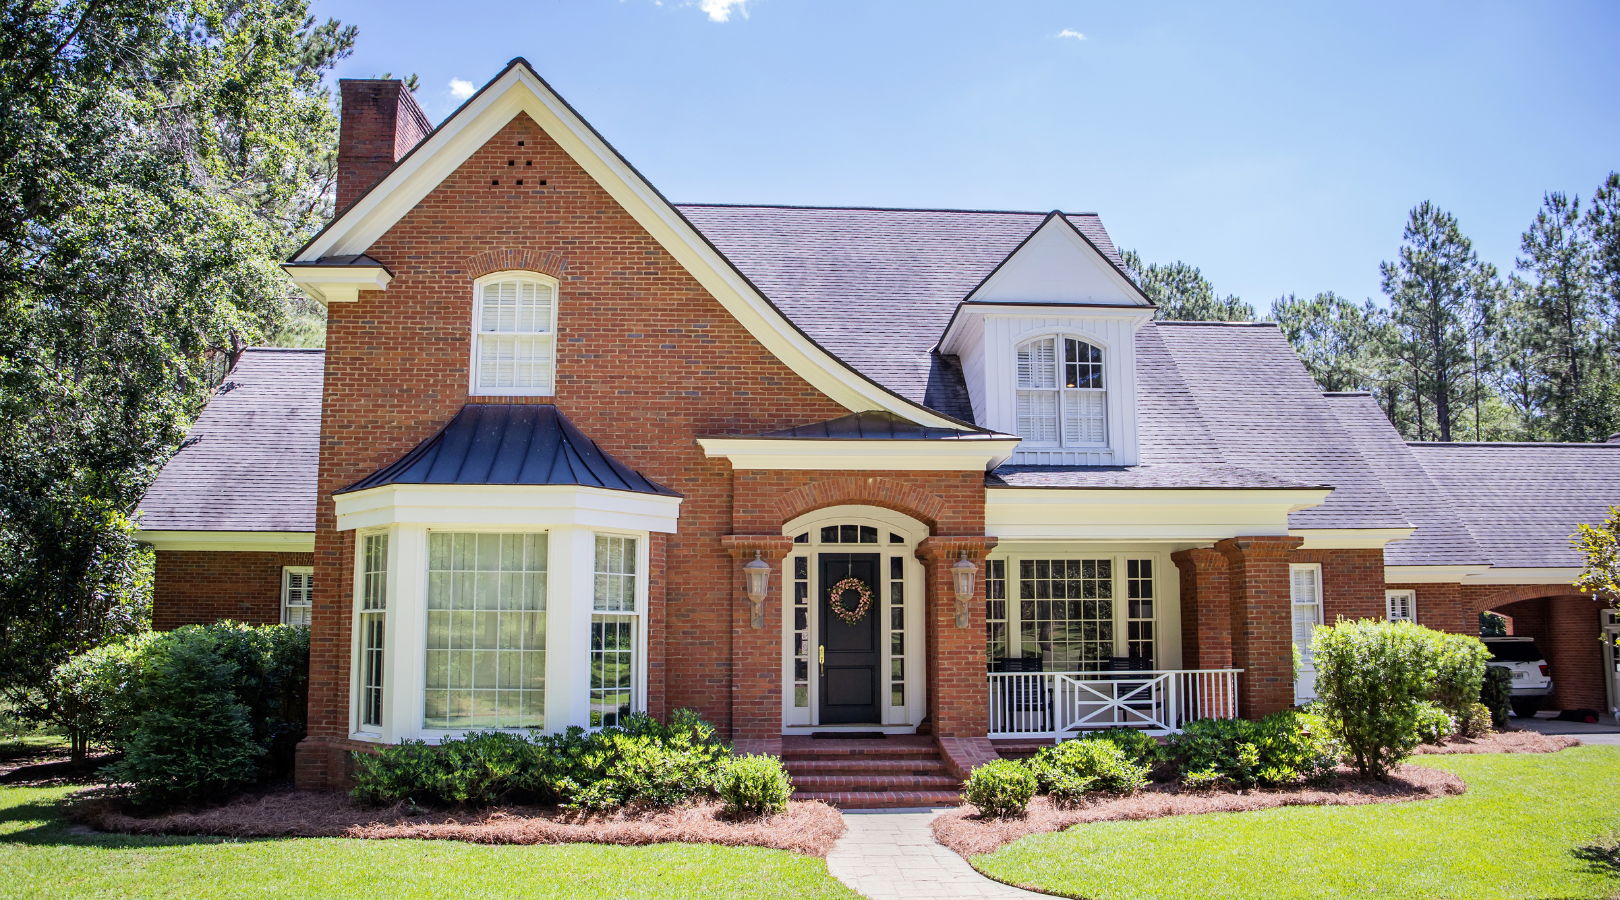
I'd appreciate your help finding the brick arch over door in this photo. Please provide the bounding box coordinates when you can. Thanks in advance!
[768,476,949,533]
[459,248,570,280]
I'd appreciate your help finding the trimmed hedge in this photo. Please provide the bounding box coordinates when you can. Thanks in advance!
[719,754,793,816]
[963,759,1036,817]
[1166,709,1339,788]
[1027,737,1149,801]
[1312,619,1443,777]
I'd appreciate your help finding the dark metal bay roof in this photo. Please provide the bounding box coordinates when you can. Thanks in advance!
[338,404,678,496]
[746,410,999,440]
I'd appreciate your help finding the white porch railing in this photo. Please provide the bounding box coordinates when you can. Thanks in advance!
[987,669,1241,739]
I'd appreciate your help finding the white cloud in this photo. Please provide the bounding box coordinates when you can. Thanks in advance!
[1057,29,1086,41]
[698,0,747,22]
[448,78,476,99]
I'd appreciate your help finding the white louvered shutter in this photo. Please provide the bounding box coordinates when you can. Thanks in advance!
[476,280,555,394]
[1291,565,1321,702]
[1063,391,1107,444]
[283,569,313,627]
[1386,591,1414,622]
[1016,338,1059,443]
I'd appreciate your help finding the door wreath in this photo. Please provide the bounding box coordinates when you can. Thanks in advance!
[827,577,874,625]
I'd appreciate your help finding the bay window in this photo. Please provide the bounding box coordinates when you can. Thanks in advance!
[590,534,638,728]
[357,533,388,731]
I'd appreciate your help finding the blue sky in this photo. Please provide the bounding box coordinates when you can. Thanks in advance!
[318,0,1619,309]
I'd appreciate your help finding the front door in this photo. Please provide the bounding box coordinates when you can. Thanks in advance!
[819,553,881,724]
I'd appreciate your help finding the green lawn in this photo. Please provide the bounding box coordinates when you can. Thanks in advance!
[976,744,1620,900]
[0,783,861,900]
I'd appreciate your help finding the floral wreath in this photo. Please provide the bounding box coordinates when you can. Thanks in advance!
[828,577,874,625]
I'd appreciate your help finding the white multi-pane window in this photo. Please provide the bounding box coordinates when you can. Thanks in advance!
[1291,564,1324,703]
[1386,589,1416,623]
[888,556,905,708]
[1019,559,1115,670]
[424,533,547,730]
[357,533,388,730]
[473,276,556,395]
[985,559,1008,664]
[282,567,313,627]
[590,534,639,728]
[791,554,810,708]
[1015,336,1106,447]
[1124,559,1154,663]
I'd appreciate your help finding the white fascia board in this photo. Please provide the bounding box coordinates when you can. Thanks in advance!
[985,487,1330,541]
[1382,564,1581,586]
[136,530,316,552]
[696,437,1023,471]
[966,215,1151,307]
[281,264,392,306]
[939,303,1155,356]
[333,484,682,534]
[295,64,962,430]
[1289,527,1416,550]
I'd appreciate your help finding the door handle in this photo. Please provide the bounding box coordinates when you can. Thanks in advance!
[819,644,825,671]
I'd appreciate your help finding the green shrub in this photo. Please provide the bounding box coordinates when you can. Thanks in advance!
[97,623,308,807]
[719,754,793,816]
[1165,709,1339,788]
[1311,619,1439,777]
[1028,738,1149,796]
[1431,633,1490,733]
[963,759,1035,817]
[1459,702,1494,739]
[1078,728,1162,769]
[353,731,533,806]
[1413,702,1456,745]
[41,633,152,763]
[1480,666,1513,730]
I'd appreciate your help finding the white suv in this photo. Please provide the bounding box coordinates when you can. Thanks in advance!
[1483,637,1554,719]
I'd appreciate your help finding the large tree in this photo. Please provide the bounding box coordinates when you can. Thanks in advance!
[1121,250,1256,321]
[1379,202,1499,441]
[0,0,353,704]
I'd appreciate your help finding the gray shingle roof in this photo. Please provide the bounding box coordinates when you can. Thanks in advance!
[1323,393,1488,566]
[748,410,993,440]
[1406,442,1620,568]
[339,404,678,496]
[677,204,1119,419]
[989,465,1323,490]
[135,349,322,532]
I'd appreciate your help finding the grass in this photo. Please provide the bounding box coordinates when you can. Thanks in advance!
[0,783,862,900]
[976,745,1620,900]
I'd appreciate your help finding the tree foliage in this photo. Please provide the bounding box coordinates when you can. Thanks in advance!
[1121,250,1256,322]
[0,0,353,705]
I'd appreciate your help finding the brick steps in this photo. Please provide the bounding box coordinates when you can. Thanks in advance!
[783,736,961,809]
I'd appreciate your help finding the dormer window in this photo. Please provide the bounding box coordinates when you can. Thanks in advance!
[1015,336,1106,446]
[473,273,557,395]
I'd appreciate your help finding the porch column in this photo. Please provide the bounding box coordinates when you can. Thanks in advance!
[722,534,795,754]
[1171,547,1231,670]
[916,535,998,738]
[1216,535,1303,719]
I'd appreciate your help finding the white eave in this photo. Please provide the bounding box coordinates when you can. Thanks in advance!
[985,485,1331,541]
[696,436,1022,471]
[135,530,316,553]
[282,261,393,305]
[333,483,682,534]
[1384,564,1582,586]
[290,59,967,430]
[1289,527,1416,550]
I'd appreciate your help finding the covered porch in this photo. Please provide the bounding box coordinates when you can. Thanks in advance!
[986,667,1240,739]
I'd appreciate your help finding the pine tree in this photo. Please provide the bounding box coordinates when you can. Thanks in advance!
[1121,251,1255,321]
[1515,191,1608,440]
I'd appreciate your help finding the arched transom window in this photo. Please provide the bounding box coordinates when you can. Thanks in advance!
[473,274,557,395]
[1015,336,1106,446]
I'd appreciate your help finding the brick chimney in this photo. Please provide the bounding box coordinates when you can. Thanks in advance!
[336,79,433,211]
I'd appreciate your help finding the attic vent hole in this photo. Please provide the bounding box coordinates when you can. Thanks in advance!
[508,160,515,166]
[491,179,499,185]
[525,160,532,166]
[539,179,547,185]
[517,140,525,146]
[516,179,523,185]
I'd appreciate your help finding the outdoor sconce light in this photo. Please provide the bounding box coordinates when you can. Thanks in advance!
[743,550,771,629]
[951,551,978,629]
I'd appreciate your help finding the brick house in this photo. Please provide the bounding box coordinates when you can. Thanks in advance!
[135,60,1620,795]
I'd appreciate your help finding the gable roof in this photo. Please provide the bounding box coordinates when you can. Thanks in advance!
[1406,441,1620,569]
[962,209,1153,306]
[290,59,973,431]
[677,204,1121,415]
[135,349,322,532]
[338,404,677,496]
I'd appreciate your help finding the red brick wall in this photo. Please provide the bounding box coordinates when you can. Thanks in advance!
[153,550,311,630]
[1294,549,1384,625]
[1172,548,1230,669]
[336,80,431,210]
[306,112,862,783]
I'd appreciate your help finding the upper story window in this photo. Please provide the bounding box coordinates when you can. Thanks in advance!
[473,273,557,395]
[1015,336,1106,446]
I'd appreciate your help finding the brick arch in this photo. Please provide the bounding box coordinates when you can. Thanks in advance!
[1477,583,1589,612]
[769,476,947,533]
[459,248,569,280]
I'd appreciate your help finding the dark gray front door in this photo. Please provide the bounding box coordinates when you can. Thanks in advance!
[819,553,881,724]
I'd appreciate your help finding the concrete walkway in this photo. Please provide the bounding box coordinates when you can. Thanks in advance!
[826,808,1050,899]
[1517,711,1620,746]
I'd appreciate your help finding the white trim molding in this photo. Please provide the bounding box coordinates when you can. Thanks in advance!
[282,262,392,305]
[1383,564,1581,586]
[1289,527,1416,549]
[985,487,1330,541]
[135,530,316,553]
[696,436,1021,472]
[292,60,966,430]
[332,483,682,534]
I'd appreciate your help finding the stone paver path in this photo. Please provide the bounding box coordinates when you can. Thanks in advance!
[826,808,1049,899]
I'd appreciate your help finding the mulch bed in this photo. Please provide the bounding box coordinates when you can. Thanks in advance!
[933,764,1465,858]
[1411,729,1578,754]
[69,788,846,857]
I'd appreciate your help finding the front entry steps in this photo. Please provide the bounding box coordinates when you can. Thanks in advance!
[784,735,961,809]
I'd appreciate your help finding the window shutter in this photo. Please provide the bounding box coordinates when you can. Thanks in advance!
[1062,391,1107,444]
[1016,390,1058,443]
[476,279,555,394]
[1290,566,1321,659]
[1017,338,1056,389]
[1387,591,1414,622]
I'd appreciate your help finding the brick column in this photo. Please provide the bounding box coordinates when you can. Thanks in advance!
[1172,547,1230,670]
[916,536,998,738]
[1549,595,1608,710]
[1216,535,1303,719]
[722,535,796,753]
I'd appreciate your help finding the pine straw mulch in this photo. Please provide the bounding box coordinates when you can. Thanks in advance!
[68,788,846,857]
[933,764,1465,858]
[1411,729,1579,754]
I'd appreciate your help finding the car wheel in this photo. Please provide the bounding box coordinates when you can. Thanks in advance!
[1510,697,1541,719]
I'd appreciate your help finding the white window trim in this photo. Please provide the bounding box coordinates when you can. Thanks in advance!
[469,270,560,397]
[351,529,390,738]
[281,566,314,627]
[1013,332,1110,450]
[1385,589,1416,623]
[1291,563,1324,704]
[588,528,649,731]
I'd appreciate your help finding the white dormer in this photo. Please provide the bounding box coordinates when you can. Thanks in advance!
[939,212,1155,466]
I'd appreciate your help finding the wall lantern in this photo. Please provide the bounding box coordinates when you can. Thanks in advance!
[743,550,772,629]
[951,551,978,628]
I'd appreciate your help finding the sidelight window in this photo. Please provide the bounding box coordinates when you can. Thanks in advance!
[590,534,639,728]
[357,533,388,730]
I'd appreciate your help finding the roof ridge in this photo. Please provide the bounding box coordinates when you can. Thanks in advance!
[674,202,1103,217]
[1408,441,1620,448]
[1152,320,1277,327]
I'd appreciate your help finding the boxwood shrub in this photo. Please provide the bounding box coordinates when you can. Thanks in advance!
[1166,709,1339,788]
[963,758,1035,817]
[1027,737,1149,800]
[718,754,793,816]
